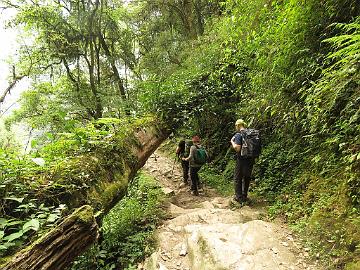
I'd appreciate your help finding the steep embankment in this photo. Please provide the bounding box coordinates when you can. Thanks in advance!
[141,151,322,270]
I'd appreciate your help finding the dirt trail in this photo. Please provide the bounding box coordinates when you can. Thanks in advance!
[142,151,321,270]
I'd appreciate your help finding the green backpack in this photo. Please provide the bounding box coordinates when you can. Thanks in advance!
[194,145,207,165]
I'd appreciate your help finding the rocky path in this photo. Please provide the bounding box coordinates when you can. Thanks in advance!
[142,151,321,270]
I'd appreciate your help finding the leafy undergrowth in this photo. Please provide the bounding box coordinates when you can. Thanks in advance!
[253,136,360,269]
[0,116,157,261]
[265,170,360,269]
[71,172,166,270]
[199,166,233,197]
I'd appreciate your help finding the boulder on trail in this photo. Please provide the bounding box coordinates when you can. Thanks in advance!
[145,207,317,270]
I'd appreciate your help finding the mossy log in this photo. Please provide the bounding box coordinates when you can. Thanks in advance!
[99,124,171,213]
[33,121,171,213]
[2,205,98,270]
[133,125,170,170]
[2,123,171,270]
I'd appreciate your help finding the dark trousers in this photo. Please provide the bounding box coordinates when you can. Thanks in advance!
[181,160,189,183]
[234,158,254,201]
[190,166,201,192]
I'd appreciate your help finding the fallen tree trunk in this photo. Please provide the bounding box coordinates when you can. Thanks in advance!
[1,120,171,270]
[2,205,98,270]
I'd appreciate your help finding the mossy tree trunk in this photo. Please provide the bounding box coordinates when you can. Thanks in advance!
[2,206,98,270]
[2,124,171,270]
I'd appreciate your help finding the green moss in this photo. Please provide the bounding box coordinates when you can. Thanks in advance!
[72,172,165,270]
[198,235,208,255]
[1,116,166,263]
[187,241,195,266]
[345,260,360,270]
[99,176,128,208]
[75,205,95,224]
[0,205,95,269]
[199,236,228,270]
[0,256,12,268]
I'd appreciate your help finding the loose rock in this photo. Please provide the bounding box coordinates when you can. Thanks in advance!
[179,243,187,256]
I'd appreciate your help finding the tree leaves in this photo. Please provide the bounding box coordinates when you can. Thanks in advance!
[4,197,24,203]
[22,219,40,232]
[3,231,24,242]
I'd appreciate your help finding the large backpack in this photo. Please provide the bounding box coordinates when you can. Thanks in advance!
[194,145,207,165]
[239,129,261,158]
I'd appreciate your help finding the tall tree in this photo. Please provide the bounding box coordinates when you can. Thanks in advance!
[126,0,221,78]
[6,0,133,120]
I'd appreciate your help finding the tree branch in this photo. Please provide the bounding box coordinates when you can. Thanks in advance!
[98,33,128,101]
[62,57,95,118]
[0,75,25,104]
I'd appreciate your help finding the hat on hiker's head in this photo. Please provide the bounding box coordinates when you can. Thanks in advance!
[235,119,247,128]
[192,135,200,143]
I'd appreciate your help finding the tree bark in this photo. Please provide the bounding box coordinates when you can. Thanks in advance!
[2,205,99,270]
[0,76,25,104]
[1,122,171,270]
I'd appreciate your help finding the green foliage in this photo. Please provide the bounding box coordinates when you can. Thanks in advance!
[71,172,165,270]
[5,0,140,121]
[127,0,221,78]
[0,163,67,258]
[217,3,360,266]
[0,120,20,151]
[199,165,233,196]
[134,0,360,268]
[5,81,83,132]
[2,0,360,267]
[0,116,157,260]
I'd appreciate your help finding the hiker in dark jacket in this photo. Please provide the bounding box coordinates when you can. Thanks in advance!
[176,140,190,185]
[230,119,255,203]
[182,135,206,196]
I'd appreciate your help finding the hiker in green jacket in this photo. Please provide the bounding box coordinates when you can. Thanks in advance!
[182,135,207,196]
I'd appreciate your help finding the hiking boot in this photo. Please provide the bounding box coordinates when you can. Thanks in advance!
[233,195,242,203]
[242,197,252,206]
[191,190,199,196]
